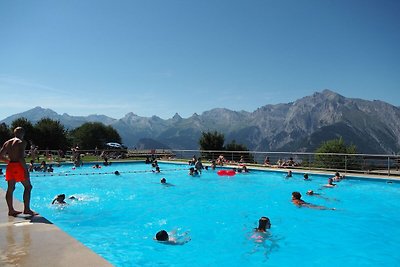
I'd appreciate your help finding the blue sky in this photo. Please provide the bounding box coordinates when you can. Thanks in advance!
[0,0,399,120]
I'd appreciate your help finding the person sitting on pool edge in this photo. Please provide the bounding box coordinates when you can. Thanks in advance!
[292,191,335,210]
[255,216,271,232]
[154,230,191,245]
[52,194,67,205]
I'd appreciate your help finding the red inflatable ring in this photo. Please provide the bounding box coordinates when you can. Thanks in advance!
[217,170,236,176]
[217,170,227,176]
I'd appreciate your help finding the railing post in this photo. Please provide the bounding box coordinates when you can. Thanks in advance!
[345,155,347,174]
[388,156,390,176]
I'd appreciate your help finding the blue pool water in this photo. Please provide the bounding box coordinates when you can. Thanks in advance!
[1,162,400,266]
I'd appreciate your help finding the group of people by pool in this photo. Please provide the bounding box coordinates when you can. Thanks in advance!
[1,126,342,247]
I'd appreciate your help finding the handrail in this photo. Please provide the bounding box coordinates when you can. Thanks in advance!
[15,148,400,177]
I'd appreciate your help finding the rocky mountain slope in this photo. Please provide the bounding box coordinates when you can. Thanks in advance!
[2,90,399,154]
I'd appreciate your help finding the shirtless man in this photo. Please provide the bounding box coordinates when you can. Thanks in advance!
[0,127,38,216]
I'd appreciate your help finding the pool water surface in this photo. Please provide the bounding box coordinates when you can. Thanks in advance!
[1,162,400,266]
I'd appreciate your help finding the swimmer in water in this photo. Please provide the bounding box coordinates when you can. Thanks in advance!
[154,230,191,245]
[153,166,160,173]
[52,194,67,205]
[160,177,174,187]
[292,192,335,210]
[251,217,272,243]
[114,171,120,175]
[306,190,338,202]
[323,178,336,188]
[255,217,271,232]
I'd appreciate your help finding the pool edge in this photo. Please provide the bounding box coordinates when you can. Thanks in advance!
[0,188,114,267]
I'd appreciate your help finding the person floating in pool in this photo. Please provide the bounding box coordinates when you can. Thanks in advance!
[114,170,120,175]
[286,170,292,178]
[292,191,335,210]
[154,230,191,245]
[52,194,67,205]
[323,178,336,188]
[303,173,310,180]
[160,177,174,186]
[152,166,161,173]
[306,190,338,202]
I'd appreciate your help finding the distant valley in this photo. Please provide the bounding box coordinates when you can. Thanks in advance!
[1,89,400,154]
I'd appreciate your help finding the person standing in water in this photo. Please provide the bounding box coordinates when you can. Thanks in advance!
[0,127,38,216]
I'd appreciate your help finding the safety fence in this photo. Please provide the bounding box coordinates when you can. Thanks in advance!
[169,150,400,177]
[18,148,400,177]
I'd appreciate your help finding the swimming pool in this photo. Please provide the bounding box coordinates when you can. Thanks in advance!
[1,162,400,266]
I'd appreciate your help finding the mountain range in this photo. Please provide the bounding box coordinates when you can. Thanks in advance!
[1,89,400,154]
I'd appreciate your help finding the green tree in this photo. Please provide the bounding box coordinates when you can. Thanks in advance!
[34,118,69,150]
[199,131,225,159]
[314,137,357,170]
[225,140,254,162]
[11,117,35,146]
[0,123,11,145]
[199,131,225,150]
[70,122,121,150]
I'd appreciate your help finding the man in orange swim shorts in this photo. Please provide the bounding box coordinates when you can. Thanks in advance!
[0,127,38,216]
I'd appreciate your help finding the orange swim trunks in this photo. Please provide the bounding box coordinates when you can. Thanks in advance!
[5,162,26,182]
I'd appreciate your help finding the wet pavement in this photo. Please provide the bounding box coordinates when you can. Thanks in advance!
[0,189,113,267]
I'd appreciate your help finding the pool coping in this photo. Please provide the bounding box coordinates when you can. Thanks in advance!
[0,189,113,267]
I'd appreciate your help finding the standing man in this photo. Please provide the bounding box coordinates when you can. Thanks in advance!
[0,127,37,216]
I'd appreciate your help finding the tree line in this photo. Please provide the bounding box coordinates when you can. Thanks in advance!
[0,117,121,151]
[0,117,357,168]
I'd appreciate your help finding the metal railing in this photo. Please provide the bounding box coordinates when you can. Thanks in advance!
[17,149,400,177]
[169,150,400,177]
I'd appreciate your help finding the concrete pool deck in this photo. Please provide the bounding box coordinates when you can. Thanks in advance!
[0,189,113,267]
